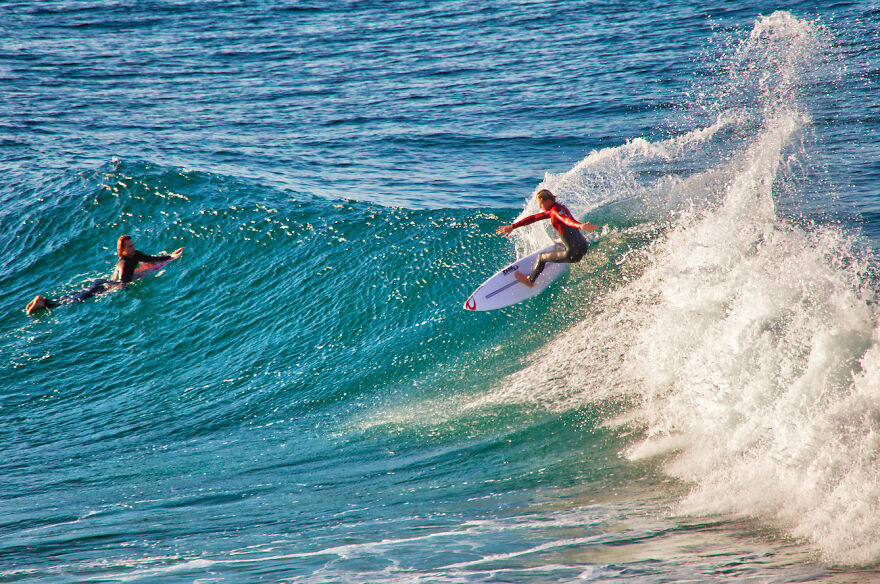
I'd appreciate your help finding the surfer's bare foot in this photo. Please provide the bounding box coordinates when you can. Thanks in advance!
[514,271,535,288]
[26,295,48,315]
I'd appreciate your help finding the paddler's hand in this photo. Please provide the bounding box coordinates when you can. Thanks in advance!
[170,247,185,258]
[496,224,514,236]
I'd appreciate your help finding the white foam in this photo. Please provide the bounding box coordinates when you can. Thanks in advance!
[479,11,880,564]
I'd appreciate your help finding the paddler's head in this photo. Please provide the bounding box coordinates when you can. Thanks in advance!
[536,189,556,211]
[117,235,135,258]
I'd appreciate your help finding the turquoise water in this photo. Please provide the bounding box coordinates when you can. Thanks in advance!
[3,2,880,582]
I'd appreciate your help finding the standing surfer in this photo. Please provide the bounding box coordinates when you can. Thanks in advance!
[496,189,598,287]
[25,235,183,314]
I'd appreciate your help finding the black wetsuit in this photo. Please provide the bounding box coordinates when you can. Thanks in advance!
[112,251,172,283]
[529,225,588,282]
[43,250,171,308]
[510,203,589,282]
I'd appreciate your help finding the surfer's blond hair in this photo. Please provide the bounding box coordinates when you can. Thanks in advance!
[536,189,555,201]
[117,235,132,257]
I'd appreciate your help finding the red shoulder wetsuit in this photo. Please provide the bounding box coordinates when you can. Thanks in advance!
[510,202,584,234]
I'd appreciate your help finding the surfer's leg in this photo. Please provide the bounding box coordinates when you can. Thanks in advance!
[515,270,535,288]
[561,227,588,264]
[70,279,111,303]
[524,236,589,285]
[527,248,568,283]
[26,279,113,314]
[25,295,59,314]
[566,242,587,263]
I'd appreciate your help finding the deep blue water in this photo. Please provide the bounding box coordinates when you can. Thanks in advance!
[3,2,880,582]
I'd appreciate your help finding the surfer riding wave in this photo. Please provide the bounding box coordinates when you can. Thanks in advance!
[496,189,598,287]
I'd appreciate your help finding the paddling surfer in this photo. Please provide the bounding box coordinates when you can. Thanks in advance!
[110,235,181,284]
[496,189,598,288]
[25,235,183,315]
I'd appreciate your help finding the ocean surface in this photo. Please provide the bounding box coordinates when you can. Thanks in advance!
[3,1,880,582]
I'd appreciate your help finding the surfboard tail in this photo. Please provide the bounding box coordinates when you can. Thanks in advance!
[463,244,569,311]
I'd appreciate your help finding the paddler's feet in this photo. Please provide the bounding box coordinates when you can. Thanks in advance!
[514,271,535,288]
[26,295,49,315]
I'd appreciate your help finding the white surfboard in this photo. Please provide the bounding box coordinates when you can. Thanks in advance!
[464,244,569,311]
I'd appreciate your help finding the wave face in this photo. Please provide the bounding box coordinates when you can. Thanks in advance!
[3,3,880,582]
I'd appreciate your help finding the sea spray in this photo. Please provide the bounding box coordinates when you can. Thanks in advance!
[473,11,880,564]
[507,110,746,259]
[624,169,877,563]
[623,13,880,564]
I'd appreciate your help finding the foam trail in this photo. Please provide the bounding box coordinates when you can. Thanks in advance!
[481,12,880,564]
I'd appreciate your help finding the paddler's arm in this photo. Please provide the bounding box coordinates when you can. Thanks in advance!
[134,250,172,263]
[135,247,184,263]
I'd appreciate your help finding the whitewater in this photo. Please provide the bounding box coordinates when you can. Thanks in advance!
[468,11,880,566]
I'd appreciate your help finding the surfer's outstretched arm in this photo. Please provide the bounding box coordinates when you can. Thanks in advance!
[497,211,550,237]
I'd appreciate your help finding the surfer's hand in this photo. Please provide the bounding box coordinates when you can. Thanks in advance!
[581,223,599,232]
[496,225,514,236]
[170,247,184,258]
